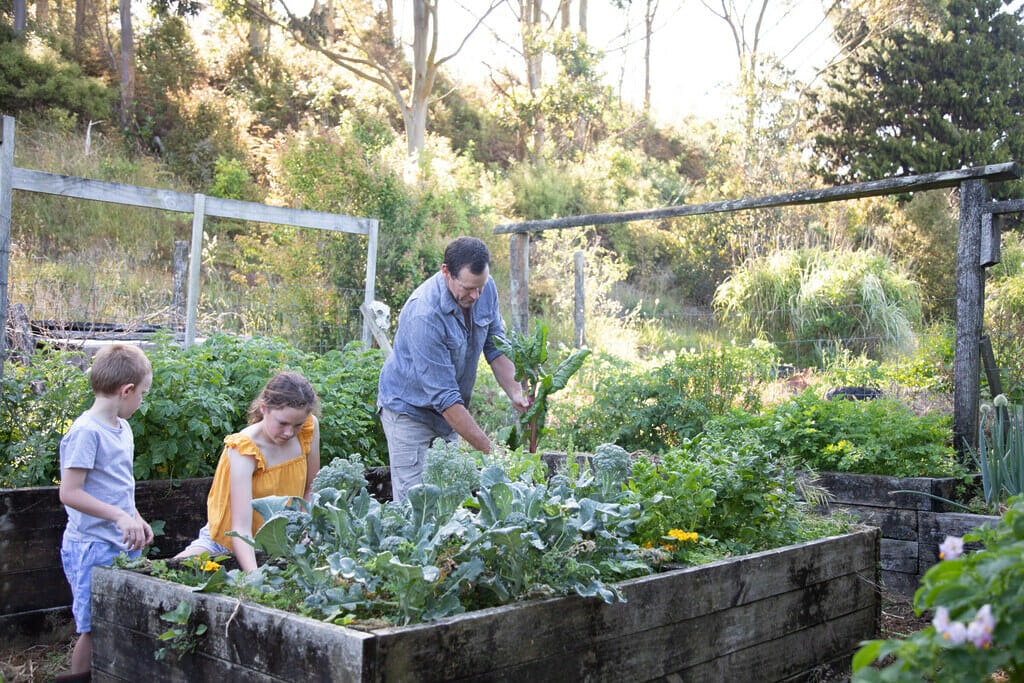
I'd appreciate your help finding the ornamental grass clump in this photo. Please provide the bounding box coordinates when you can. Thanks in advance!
[852,496,1024,681]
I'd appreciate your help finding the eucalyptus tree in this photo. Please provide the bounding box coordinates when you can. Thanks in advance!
[217,0,502,155]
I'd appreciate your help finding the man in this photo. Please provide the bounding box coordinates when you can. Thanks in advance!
[377,236,529,502]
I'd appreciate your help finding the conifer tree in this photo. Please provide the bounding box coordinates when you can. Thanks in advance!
[810,0,1024,197]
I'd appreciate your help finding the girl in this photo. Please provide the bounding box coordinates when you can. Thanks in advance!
[176,370,320,572]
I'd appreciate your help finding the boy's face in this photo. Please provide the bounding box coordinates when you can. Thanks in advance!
[118,373,152,419]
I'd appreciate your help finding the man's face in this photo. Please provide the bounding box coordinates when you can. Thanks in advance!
[443,264,488,310]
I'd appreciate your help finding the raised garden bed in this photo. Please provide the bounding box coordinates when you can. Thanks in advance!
[809,471,998,596]
[90,527,880,682]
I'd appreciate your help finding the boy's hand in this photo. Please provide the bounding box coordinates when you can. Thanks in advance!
[116,513,152,551]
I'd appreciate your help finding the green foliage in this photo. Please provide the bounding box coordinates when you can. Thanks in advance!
[0,28,114,123]
[0,349,91,487]
[565,342,777,452]
[972,396,1024,514]
[812,0,1024,199]
[155,599,209,661]
[730,389,964,478]
[852,497,1024,681]
[714,248,923,365]
[2,333,387,487]
[494,321,591,452]
[628,425,843,558]
[138,445,848,627]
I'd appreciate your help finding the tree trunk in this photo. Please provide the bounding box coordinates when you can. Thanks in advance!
[36,0,49,28]
[13,0,26,34]
[74,0,88,56]
[522,0,545,162]
[578,0,587,32]
[404,0,435,155]
[119,0,135,129]
[643,0,658,115]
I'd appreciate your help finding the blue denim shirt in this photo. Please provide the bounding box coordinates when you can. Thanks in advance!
[377,271,507,435]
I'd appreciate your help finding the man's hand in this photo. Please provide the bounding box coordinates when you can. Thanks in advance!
[116,512,153,551]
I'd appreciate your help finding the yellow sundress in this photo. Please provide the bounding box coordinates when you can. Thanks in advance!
[206,414,314,548]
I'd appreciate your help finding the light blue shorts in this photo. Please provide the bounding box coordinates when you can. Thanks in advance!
[61,539,140,633]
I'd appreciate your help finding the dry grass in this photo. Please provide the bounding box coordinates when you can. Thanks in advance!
[0,635,74,683]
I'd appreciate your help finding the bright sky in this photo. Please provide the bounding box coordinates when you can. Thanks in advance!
[432,0,838,123]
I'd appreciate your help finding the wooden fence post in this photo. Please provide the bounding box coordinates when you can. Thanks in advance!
[0,116,14,381]
[953,179,989,458]
[574,250,585,348]
[184,193,205,348]
[509,233,530,335]
[172,240,188,331]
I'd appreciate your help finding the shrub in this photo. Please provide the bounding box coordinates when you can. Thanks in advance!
[0,349,91,487]
[1,333,387,487]
[563,341,778,452]
[722,389,964,478]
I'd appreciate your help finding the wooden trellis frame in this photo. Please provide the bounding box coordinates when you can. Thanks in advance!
[495,162,1023,457]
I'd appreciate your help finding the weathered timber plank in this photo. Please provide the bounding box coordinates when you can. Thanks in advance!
[437,574,878,682]
[880,539,918,573]
[1,566,72,612]
[11,169,375,235]
[0,486,67,531]
[92,568,375,682]
[815,472,963,511]
[0,534,63,572]
[671,606,879,683]
[371,531,878,680]
[0,606,73,648]
[881,570,921,599]
[493,163,1022,234]
[917,511,998,569]
[827,504,919,540]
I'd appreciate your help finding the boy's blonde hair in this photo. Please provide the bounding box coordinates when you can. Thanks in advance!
[89,344,153,395]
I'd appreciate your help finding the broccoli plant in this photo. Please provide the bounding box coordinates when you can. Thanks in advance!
[494,321,591,453]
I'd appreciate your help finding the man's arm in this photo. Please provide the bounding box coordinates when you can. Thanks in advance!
[490,354,531,413]
[441,403,492,454]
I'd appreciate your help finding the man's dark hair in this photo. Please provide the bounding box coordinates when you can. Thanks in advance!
[444,237,490,276]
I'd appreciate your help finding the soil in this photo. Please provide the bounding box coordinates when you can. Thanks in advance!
[0,590,931,683]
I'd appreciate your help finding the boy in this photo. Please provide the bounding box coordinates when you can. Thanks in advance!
[58,343,154,682]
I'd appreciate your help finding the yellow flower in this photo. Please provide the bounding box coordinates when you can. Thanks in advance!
[667,529,698,543]
[202,560,221,572]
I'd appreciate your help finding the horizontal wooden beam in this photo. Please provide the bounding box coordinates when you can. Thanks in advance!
[494,162,1022,234]
[12,168,376,235]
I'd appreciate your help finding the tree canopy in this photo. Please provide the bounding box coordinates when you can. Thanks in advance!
[810,0,1024,196]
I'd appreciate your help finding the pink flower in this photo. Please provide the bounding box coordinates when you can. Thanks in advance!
[939,535,964,560]
[967,604,994,649]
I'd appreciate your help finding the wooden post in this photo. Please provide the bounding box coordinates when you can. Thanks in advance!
[574,250,585,348]
[953,179,989,459]
[362,219,379,347]
[509,233,530,335]
[0,116,14,381]
[172,240,187,331]
[184,194,205,348]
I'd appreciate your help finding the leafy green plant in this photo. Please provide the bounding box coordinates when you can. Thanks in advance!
[852,496,1024,681]
[1,348,91,487]
[731,389,965,478]
[564,341,776,453]
[494,321,591,452]
[155,599,209,661]
[971,395,1024,513]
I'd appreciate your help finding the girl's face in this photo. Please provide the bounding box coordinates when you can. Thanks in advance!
[260,405,310,445]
